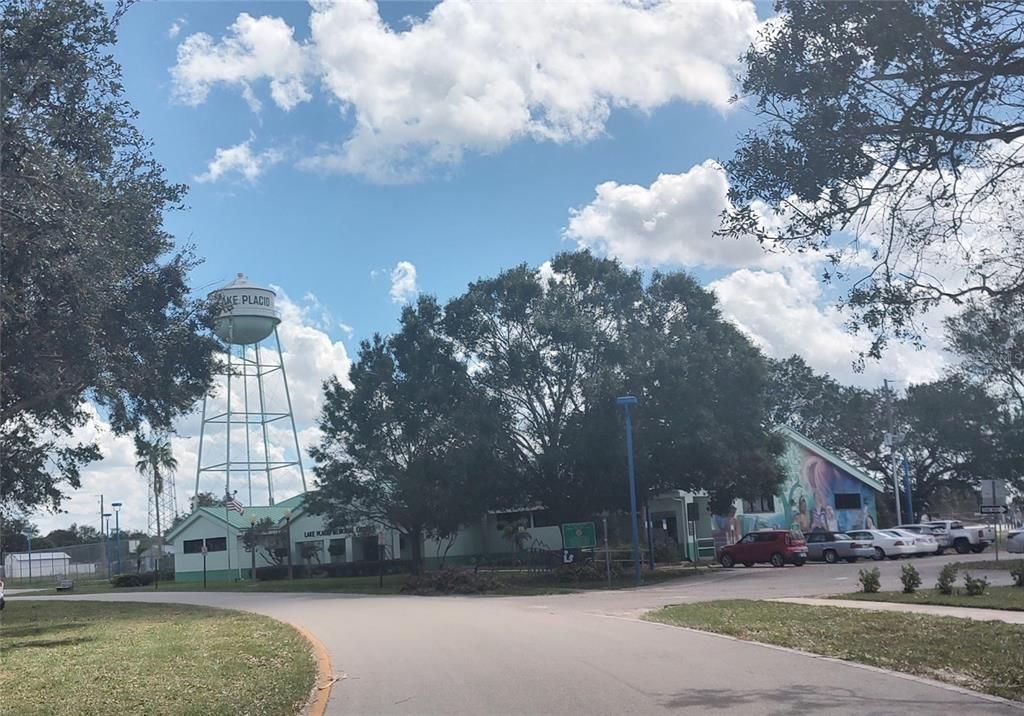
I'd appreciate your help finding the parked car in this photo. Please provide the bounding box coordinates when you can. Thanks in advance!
[884,528,935,557]
[719,529,807,568]
[925,520,994,554]
[846,529,917,560]
[1007,528,1024,554]
[804,531,874,563]
[895,523,951,554]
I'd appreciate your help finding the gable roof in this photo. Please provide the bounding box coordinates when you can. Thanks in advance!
[165,493,308,542]
[777,425,884,492]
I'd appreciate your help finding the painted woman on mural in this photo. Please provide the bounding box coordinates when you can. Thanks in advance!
[803,456,836,532]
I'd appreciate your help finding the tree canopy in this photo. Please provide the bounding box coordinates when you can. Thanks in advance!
[309,296,511,571]
[723,0,1024,355]
[1,0,221,515]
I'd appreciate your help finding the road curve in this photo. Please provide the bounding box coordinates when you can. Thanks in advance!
[18,566,1022,716]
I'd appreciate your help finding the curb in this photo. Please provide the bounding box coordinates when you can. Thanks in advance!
[293,623,337,716]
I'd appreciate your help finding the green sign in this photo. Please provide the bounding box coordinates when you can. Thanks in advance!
[561,522,597,549]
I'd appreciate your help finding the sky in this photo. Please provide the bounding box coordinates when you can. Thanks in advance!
[32,0,954,535]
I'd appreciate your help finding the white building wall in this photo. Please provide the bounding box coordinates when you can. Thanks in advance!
[170,515,246,577]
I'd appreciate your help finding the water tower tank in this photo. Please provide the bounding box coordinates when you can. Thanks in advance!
[210,273,280,345]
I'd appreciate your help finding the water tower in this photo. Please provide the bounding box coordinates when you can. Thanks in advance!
[193,273,306,506]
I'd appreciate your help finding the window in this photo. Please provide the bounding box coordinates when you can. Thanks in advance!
[184,537,225,553]
[204,537,226,552]
[834,493,862,510]
[806,533,825,543]
[755,532,779,542]
[742,496,775,513]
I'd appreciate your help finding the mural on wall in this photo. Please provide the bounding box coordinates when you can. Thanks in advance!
[712,442,878,552]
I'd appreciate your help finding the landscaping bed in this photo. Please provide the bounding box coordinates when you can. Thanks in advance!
[839,585,1024,611]
[0,601,315,716]
[645,599,1024,702]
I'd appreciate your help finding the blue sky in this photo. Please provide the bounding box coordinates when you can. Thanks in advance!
[115,1,766,341]
[37,0,952,533]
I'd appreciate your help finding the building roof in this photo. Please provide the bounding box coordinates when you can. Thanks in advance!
[165,493,308,542]
[5,552,71,561]
[778,425,884,492]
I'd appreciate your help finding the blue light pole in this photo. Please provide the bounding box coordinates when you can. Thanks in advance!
[616,395,642,586]
[102,512,112,577]
[111,502,122,576]
[21,530,33,583]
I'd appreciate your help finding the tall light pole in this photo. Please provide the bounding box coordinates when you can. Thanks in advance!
[21,530,33,582]
[112,502,122,576]
[883,379,902,525]
[616,395,642,586]
[102,512,112,577]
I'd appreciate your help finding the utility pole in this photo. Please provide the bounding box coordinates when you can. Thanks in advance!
[884,379,902,525]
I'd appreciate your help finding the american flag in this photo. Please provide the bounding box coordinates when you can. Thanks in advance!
[226,494,245,515]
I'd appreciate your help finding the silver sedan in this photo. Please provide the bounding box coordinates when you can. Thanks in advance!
[804,531,876,563]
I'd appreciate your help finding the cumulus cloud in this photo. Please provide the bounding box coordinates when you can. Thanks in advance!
[30,291,352,534]
[195,136,283,183]
[172,12,311,111]
[389,261,419,304]
[566,159,949,386]
[171,0,761,180]
[168,18,187,39]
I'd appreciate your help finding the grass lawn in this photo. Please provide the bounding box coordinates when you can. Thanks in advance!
[46,564,708,597]
[838,585,1024,611]
[645,599,1024,702]
[0,601,315,716]
[957,558,1024,572]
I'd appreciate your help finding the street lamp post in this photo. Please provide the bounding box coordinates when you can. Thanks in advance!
[102,513,112,577]
[616,395,642,586]
[283,509,294,580]
[111,502,122,576]
[249,516,258,579]
[21,531,33,583]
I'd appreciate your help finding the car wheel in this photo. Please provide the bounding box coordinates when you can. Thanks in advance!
[742,562,754,568]
[873,547,885,560]
[970,544,986,553]
[770,552,785,568]
[793,557,806,566]
[845,557,858,563]
[954,538,970,554]
[936,547,945,556]
[823,549,838,564]
[720,553,735,568]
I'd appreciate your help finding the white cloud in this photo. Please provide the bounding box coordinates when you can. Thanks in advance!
[709,266,948,387]
[389,261,419,304]
[566,160,949,386]
[171,0,761,180]
[195,136,283,183]
[168,18,187,40]
[172,12,311,111]
[30,291,352,534]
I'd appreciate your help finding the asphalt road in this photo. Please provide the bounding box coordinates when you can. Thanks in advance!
[14,552,1022,715]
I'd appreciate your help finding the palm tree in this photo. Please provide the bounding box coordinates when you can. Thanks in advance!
[134,434,177,588]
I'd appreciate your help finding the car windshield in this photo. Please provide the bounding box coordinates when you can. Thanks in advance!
[834,533,852,541]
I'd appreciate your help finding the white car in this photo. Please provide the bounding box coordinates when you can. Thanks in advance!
[1008,528,1024,554]
[896,523,952,554]
[847,529,917,560]
[884,528,936,557]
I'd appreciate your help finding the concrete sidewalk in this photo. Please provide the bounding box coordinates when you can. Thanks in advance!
[773,597,1024,624]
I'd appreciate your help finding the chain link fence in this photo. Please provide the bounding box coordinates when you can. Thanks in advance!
[1,540,138,585]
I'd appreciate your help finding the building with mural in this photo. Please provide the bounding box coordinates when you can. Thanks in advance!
[649,425,883,560]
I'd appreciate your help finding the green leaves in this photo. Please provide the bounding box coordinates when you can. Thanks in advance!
[1,1,220,514]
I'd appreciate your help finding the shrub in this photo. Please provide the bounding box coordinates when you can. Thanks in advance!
[1011,561,1024,588]
[900,563,922,594]
[963,572,990,596]
[936,562,959,595]
[858,566,880,593]
[654,543,680,565]
[111,572,155,588]
[401,567,504,595]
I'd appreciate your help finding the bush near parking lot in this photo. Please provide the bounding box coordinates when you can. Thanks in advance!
[901,564,921,593]
[401,567,504,595]
[858,567,880,593]
[937,562,959,595]
[1011,562,1024,588]
[963,572,990,596]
